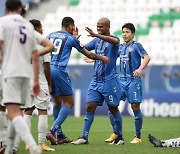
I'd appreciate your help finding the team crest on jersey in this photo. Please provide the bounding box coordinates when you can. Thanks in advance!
[137,84,140,89]
[128,47,133,52]
[113,87,116,92]
[105,42,109,47]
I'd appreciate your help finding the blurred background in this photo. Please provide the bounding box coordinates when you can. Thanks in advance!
[0,0,180,117]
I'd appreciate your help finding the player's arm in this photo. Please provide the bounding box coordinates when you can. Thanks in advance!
[85,27,119,46]
[44,62,51,91]
[32,50,40,96]
[84,56,94,63]
[81,49,109,64]
[0,40,3,64]
[38,38,54,56]
[133,54,151,77]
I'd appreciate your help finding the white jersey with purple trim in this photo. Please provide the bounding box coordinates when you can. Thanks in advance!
[34,31,50,90]
[0,14,37,79]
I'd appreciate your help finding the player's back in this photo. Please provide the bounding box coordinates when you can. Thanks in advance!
[0,14,36,79]
[48,31,83,69]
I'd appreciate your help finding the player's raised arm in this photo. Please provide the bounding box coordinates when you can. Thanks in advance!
[85,25,119,46]
[82,49,109,64]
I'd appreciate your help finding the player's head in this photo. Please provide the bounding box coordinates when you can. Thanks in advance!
[122,23,135,44]
[61,17,75,35]
[29,19,43,34]
[97,17,110,35]
[21,5,26,17]
[5,0,22,14]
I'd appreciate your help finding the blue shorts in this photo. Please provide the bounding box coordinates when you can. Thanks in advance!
[51,67,73,96]
[119,78,142,103]
[86,77,121,107]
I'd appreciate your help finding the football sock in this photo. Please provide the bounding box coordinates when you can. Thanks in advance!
[13,134,20,151]
[108,111,117,134]
[50,105,71,135]
[53,105,61,120]
[24,114,32,129]
[12,116,36,148]
[38,115,48,145]
[82,111,94,141]
[57,126,65,140]
[112,111,123,140]
[13,114,32,150]
[5,121,16,154]
[0,111,7,146]
[133,109,143,139]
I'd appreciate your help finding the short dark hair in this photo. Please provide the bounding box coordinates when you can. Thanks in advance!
[21,5,26,16]
[29,19,41,29]
[62,17,74,27]
[122,23,136,34]
[6,0,22,12]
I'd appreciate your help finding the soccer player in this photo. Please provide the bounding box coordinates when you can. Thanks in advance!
[71,17,124,145]
[13,19,55,152]
[0,0,41,154]
[148,134,180,147]
[46,16,109,145]
[106,23,151,144]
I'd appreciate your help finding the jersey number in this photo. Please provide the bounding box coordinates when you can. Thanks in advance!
[19,26,27,44]
[51,38,62,55]
[133,92,137,99]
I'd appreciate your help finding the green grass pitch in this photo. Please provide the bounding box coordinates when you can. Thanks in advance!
[18,116,180,154]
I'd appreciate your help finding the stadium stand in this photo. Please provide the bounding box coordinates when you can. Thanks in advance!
[40,0,180,65]
[0,0,179,64]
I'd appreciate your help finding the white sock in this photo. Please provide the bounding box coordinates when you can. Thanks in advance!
[13,114,32,150]
[13,134,21,150]
[5,121,16,154]
[38,115,48,145]
[12,116,36,149]
[0,111,8,146]
[24,114,32,129]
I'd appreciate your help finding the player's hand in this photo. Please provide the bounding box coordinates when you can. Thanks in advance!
[73,27,81,39]
[85,27,97,37]
[102,56,109,64]
[133,68,142,77]
[32,81,40,96]
[84,56,94,63]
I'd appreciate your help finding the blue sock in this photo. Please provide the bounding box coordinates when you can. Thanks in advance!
[133,109,143,139]
[57,126,65,140]
[50,105,71,135]
[112,111,123,140]
[53,105,61,120]
[82,112,94,141]
[108,111,117,134]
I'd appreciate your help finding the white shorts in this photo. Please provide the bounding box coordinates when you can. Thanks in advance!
[27,88,50,110]
[2,77,30,106]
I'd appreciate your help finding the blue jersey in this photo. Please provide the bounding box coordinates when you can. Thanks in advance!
[47,31,84,68]
[85,36,119,82]
[118,41,147,79]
